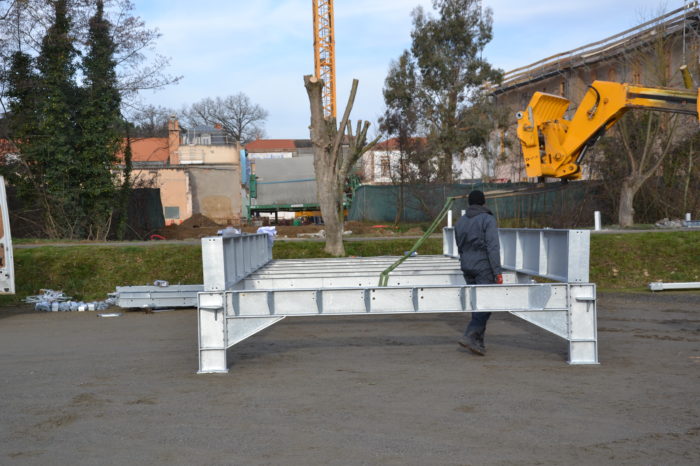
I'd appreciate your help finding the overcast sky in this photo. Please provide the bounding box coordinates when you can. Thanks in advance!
[134,0,689,138]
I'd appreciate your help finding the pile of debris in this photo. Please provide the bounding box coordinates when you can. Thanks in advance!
[655,218,684,228]
[25,289,113,313]
[157,213,224,240]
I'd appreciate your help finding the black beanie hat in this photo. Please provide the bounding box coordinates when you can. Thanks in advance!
[468,190,485,205]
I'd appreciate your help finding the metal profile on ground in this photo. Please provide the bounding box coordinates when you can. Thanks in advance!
[649,281,700,291]
[111,233,271,310]
[197,228,598,374]
[115,284,204,309]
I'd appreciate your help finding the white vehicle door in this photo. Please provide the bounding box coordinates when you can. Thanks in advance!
[0,176,14,294]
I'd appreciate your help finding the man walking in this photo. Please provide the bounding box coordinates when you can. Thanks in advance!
[455,190,502,355]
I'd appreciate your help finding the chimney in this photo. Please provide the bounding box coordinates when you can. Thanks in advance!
[168,116,180,165]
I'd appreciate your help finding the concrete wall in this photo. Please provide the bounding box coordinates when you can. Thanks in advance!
[188,166,243,225]
[248,152,294,159]
[132,168,192,225]
[132,165,243,226]
[177,145,240,165]
[252,156,317,206]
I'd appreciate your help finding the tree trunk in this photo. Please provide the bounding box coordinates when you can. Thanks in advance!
[304,74,345,256]
[316,165,344,255]
[440,150,453,183]
[618,177,639,228]
[305,75,379,255]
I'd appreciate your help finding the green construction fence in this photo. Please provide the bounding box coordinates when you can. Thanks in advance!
[348,181,601,227]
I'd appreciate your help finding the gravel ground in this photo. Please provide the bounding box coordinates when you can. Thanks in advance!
[0,291,698,465]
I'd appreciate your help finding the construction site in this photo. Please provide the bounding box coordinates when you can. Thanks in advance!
[0,1,699,465]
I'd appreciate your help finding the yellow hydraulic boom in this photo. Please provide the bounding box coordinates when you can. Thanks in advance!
[516,81,700,180]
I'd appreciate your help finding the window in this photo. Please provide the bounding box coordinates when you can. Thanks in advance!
[380,155,390,178]
[164,206,180,219]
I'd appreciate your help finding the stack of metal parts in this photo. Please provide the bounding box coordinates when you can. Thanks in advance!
[25,289,112,312]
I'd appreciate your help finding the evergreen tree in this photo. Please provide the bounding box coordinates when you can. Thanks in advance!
[115,126,133,240]
[32,0,81,238]
[79,0,123,239]
[380,51,434,182]
[4,50,39,203]
[383,0,502,183]
[6,51,38,142]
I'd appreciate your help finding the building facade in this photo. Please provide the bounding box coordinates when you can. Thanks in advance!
[245,139,313,159]
[489,5,700,181]
[127,117,243,226]
[360,138,503,184]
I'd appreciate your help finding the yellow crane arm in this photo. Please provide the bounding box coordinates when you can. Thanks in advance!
[516,80,700,180]
[312,0,336,119]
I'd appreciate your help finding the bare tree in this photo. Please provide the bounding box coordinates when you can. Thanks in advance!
[126,104,174,137]
[598,18,692,227]
[305,75,379,256]
[0,0,180,109]
[180,93,268,144]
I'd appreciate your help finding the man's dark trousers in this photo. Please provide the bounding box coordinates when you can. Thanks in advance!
[463,270,495,335]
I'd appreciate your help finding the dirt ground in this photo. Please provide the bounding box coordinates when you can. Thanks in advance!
[0,291,698,465]
[158,215,417,240]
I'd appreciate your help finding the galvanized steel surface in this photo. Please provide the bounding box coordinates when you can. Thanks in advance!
[649,281,700,291]
[443,227,591,283]
[115,284,204,309]
[196,233,598,373]
[201,234,272,291]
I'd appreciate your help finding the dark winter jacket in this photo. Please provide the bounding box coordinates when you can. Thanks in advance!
[454,205,502,277]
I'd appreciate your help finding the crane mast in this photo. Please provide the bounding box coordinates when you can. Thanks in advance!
[312,0,336,119]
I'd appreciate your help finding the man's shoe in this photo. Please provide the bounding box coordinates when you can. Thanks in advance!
[457,334,486,356]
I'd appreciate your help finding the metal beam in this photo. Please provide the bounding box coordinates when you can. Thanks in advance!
[115,284,203,309]
[197,282,597,373]
[649,281,700,291]
[444,227,590,282]
[196,228,598,374]
[202,234,272,291]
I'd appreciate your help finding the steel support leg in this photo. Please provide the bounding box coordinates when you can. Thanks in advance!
[198,292,285,373]
[567,284,598,364]
[198,293,228,373]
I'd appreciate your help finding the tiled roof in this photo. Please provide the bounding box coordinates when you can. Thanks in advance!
[245,139,297,152]
[122,138,170,162]
[373,137,427,151]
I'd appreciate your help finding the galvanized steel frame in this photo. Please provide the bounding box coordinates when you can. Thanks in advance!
[202,234,272,291]
[443,227,591,283]
[197,228,598,374]
[197,281,597,373]
[115,284,203,309]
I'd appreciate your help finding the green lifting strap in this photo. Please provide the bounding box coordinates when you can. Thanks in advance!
[377,194,469,287]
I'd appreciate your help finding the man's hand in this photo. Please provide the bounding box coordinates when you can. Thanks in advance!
[495,274,503,284]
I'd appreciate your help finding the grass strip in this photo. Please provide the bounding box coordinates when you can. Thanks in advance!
[1,232,698,305]
[590,231,700,289]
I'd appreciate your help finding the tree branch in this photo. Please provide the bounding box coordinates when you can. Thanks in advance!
[332,78,359,157]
